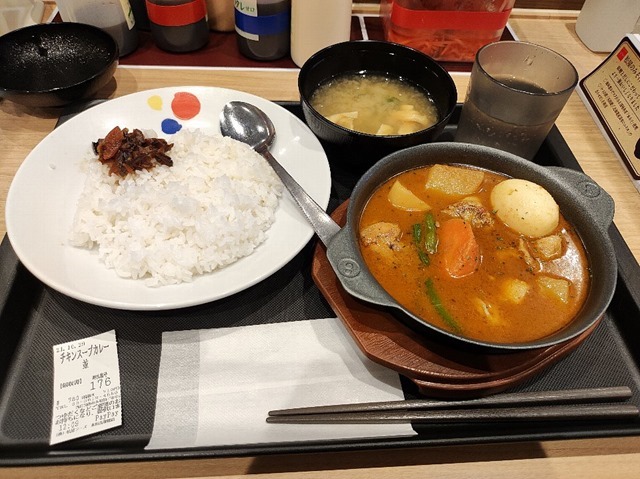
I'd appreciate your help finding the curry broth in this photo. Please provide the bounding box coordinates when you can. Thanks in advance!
[358,165,590,344]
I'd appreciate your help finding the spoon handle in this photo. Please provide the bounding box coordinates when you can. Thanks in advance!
[261,150,341,246]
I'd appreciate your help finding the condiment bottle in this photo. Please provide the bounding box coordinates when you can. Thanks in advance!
[234,0,291,61]
[576,0,640,53]
[56,0,139,56]
[206,0,235,32]
[129,0,151,30]
[145,0,209,52]
[290,0,351,67]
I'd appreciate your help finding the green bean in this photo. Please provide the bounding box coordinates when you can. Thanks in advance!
[412,223,429,265]
[412,213,437,265]
[412,223,422,244]
[425,278,462,334]
[423,212,437,254]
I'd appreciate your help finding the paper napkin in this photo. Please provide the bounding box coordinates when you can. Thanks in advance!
[146,317,416,449]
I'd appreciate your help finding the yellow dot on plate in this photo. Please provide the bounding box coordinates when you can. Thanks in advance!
[147,95,163,110]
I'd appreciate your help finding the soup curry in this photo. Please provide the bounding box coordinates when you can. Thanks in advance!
[358,164,590,344]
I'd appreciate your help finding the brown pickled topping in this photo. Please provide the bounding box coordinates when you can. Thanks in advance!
[93,126,173,177]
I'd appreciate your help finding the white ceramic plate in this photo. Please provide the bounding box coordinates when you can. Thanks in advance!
[5,86,331,310]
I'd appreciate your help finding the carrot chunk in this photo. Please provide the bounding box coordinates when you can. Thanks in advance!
[439,218,480,278]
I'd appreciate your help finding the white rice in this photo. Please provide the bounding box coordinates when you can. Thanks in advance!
[69,129,283,286]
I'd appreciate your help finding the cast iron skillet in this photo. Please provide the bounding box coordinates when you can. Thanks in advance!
[0,22,118,108]
[325,142,617,351]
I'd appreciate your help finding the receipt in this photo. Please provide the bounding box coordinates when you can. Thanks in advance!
[50,330,122,445]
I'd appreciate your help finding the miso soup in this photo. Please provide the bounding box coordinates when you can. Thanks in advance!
[310,73,439,136]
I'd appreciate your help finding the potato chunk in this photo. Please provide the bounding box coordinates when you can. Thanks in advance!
[425,165,485,195]
[490,179,559,238]
[502,279,530,303]
[388,180,431,211]
[531,234,563,261]
[537,276,570,304]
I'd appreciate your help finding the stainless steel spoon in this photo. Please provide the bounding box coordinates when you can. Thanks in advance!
[220,101,340,246]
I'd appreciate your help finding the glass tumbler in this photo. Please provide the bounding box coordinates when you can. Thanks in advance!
[455,41,578,160]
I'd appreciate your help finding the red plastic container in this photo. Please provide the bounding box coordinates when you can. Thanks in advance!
[381,0,515,62]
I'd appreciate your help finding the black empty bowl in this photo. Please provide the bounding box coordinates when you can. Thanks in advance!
[0,22,118,108]
[298,40,457,166]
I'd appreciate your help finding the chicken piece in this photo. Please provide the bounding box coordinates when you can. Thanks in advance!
[442,200,494,228]
[531,234,563,261]
[472,297,501,325]
[518,238,540,272]
[360,222,403,251]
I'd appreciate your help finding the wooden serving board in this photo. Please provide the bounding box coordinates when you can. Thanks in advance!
[311,201,600,398]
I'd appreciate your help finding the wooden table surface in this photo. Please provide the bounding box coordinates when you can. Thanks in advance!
[1,6,640,479]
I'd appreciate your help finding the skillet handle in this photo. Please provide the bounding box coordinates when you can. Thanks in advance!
[326,226,397,308]
[547,166,615,231]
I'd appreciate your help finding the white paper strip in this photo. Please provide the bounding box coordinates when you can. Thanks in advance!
[146,318,415,449]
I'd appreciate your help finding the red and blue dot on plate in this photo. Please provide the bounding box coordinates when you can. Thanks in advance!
[147,91,201,134]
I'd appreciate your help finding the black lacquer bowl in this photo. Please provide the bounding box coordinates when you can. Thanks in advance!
[298,40,457,167]
[0,22,118,108]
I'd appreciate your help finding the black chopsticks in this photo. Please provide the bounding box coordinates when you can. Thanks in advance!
[266,386,639,424]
